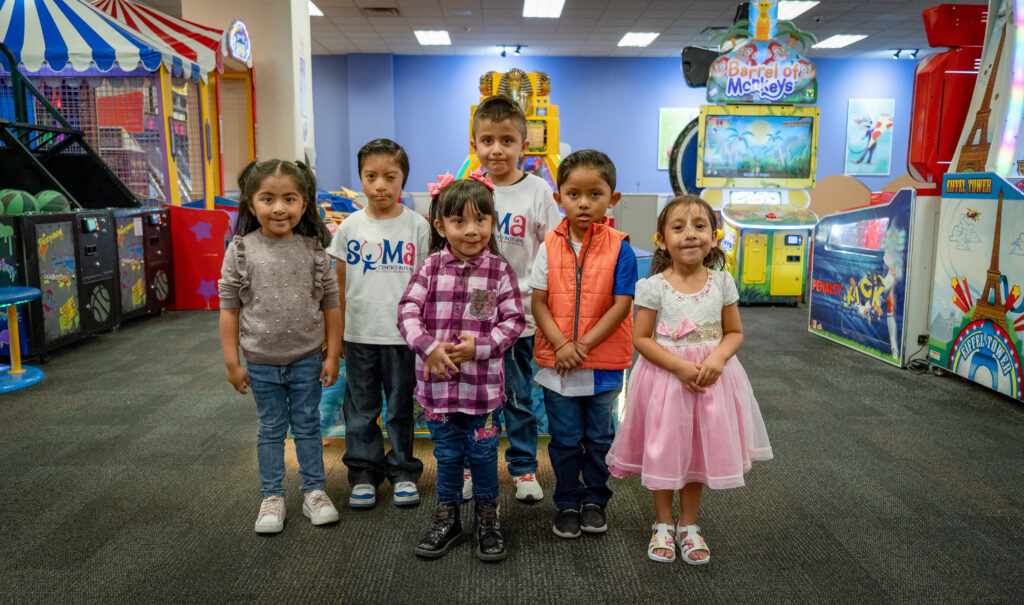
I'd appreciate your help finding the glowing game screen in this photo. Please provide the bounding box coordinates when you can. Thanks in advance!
[698,105,819,190]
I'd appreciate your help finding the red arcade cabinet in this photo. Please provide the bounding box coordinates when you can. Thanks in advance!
[909,4,987,184]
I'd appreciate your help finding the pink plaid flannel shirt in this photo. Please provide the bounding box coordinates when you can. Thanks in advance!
[398,247,525,415]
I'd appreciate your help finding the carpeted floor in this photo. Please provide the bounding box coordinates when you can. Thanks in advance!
[0,305,1022,604]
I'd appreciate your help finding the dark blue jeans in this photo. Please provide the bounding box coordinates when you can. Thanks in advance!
[247,352,325,498]
[543,387,619,510]
[500,336,539,476]
[341,342,423,487]
[428,412,499,502]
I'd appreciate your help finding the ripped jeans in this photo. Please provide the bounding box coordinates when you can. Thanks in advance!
[426,411,499,502]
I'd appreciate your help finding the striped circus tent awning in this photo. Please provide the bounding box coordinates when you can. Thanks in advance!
[0,0,202,80]
[93,0,228,76]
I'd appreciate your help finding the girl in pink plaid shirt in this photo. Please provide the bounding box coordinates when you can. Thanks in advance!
[398,174,525,562]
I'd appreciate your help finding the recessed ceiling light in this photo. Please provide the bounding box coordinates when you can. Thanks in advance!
[812,34,867,49]
[778,1,819,21]
[308,1,323,17]
[523,0,565,19]
[414,30,452,45]
[453,10,472,16]
[618,32,660,47]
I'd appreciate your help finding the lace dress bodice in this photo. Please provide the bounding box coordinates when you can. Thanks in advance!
[634,270,739,347]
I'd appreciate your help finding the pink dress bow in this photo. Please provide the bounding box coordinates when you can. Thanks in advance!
[467,168,496,191]
[656,317,696,341]
[427,173,456,197]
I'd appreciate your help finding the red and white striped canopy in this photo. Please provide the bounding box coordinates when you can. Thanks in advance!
[92,0,231,75]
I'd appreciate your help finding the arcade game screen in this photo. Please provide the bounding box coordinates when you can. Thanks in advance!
[702,114,815,180]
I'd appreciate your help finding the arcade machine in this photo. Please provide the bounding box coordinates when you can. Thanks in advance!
[696,2,820,304]
[457,69,561,189]
[114,208,174,321]
[807,4,985,367]
[928,0,1024,400]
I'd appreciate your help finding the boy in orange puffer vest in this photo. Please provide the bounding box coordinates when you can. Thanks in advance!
[529,150,638,540]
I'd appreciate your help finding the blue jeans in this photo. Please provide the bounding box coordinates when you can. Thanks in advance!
[341,342,423,487]
[247,352,326,498]
[500,336,539,476]
[428,412,499,502]
[543,388,619,510]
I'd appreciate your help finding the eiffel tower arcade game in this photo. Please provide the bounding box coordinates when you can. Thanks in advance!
[928,0,1024,400]
[696,2,819,304]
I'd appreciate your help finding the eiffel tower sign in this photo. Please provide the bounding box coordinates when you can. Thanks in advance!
[956,22,1008,173]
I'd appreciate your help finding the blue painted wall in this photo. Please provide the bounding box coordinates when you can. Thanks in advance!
[312,54,918,195]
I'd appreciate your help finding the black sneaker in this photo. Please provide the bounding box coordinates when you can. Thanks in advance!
[552,508,581,539]
[580,503,607,533]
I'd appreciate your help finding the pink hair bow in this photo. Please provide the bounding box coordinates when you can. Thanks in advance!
[468,168,495,191]
[427,173,456,198]
[656,317,696,341]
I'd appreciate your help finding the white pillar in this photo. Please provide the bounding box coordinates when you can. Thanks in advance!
[181,0,315,167]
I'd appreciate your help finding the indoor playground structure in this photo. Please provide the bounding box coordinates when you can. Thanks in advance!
[692,2,821,304]
[457,68,561,189]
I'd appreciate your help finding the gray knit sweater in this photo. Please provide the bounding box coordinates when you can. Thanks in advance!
[218,231,340,365]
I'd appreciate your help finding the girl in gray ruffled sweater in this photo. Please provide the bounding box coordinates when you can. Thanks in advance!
[218,160,342,534]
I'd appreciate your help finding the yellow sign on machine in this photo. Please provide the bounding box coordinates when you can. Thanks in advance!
[458,69,561,188]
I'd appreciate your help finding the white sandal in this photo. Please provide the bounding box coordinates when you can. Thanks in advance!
[676,524,711,565]
[648,523,676,563]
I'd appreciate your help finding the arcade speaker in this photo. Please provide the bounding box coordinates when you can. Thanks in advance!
[681,46,720,88]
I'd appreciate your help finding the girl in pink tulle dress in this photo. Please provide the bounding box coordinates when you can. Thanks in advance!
[606,195,772,566]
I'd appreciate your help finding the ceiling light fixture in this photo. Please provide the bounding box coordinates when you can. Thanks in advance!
[523,0,565,19]
[812,34,868,49]
[909,49,919,59]
[514,45,522,56]
[618,32,660,47]
[414,30,452,45]
[777,1,819,21]
[501,46,507,58]
[892,49,901,59]
[308,1,323,17]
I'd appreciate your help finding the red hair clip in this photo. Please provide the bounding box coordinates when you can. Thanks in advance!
[427,173,456,198]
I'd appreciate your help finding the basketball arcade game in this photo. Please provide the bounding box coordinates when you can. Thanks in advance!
[457,69,561,189]
[696,3,820,304]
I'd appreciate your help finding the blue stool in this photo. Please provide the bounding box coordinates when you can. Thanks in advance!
[0,287,44,392]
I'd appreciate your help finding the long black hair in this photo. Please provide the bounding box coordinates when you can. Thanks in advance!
[649,194,727,275]
[234,159,331,248]
[428,179,501,256]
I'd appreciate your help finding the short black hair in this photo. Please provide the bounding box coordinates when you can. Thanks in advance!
[556,149,616,191]
[356,138,410,187]
[472,95,527,141]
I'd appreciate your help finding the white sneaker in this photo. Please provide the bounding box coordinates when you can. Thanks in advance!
[302,490,339,525]
[513,473,543,502]
[349,483,376,508]
[254,496,286,533]
[393,481,420,506]
[461,469,473,501]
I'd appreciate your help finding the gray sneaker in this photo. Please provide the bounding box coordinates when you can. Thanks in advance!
[580,503,607,533]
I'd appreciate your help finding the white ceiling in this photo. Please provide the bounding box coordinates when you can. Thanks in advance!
[146,0,979,59]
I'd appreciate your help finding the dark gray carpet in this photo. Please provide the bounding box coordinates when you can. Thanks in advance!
[1,305,1022,604]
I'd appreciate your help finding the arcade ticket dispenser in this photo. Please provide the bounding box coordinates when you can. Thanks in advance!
[0,213,84,357]
[75,210,119,335]
[113,208,174,321]
[720,203,817,304]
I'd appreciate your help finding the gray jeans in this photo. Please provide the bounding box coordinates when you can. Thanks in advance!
[341,342,423,487]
